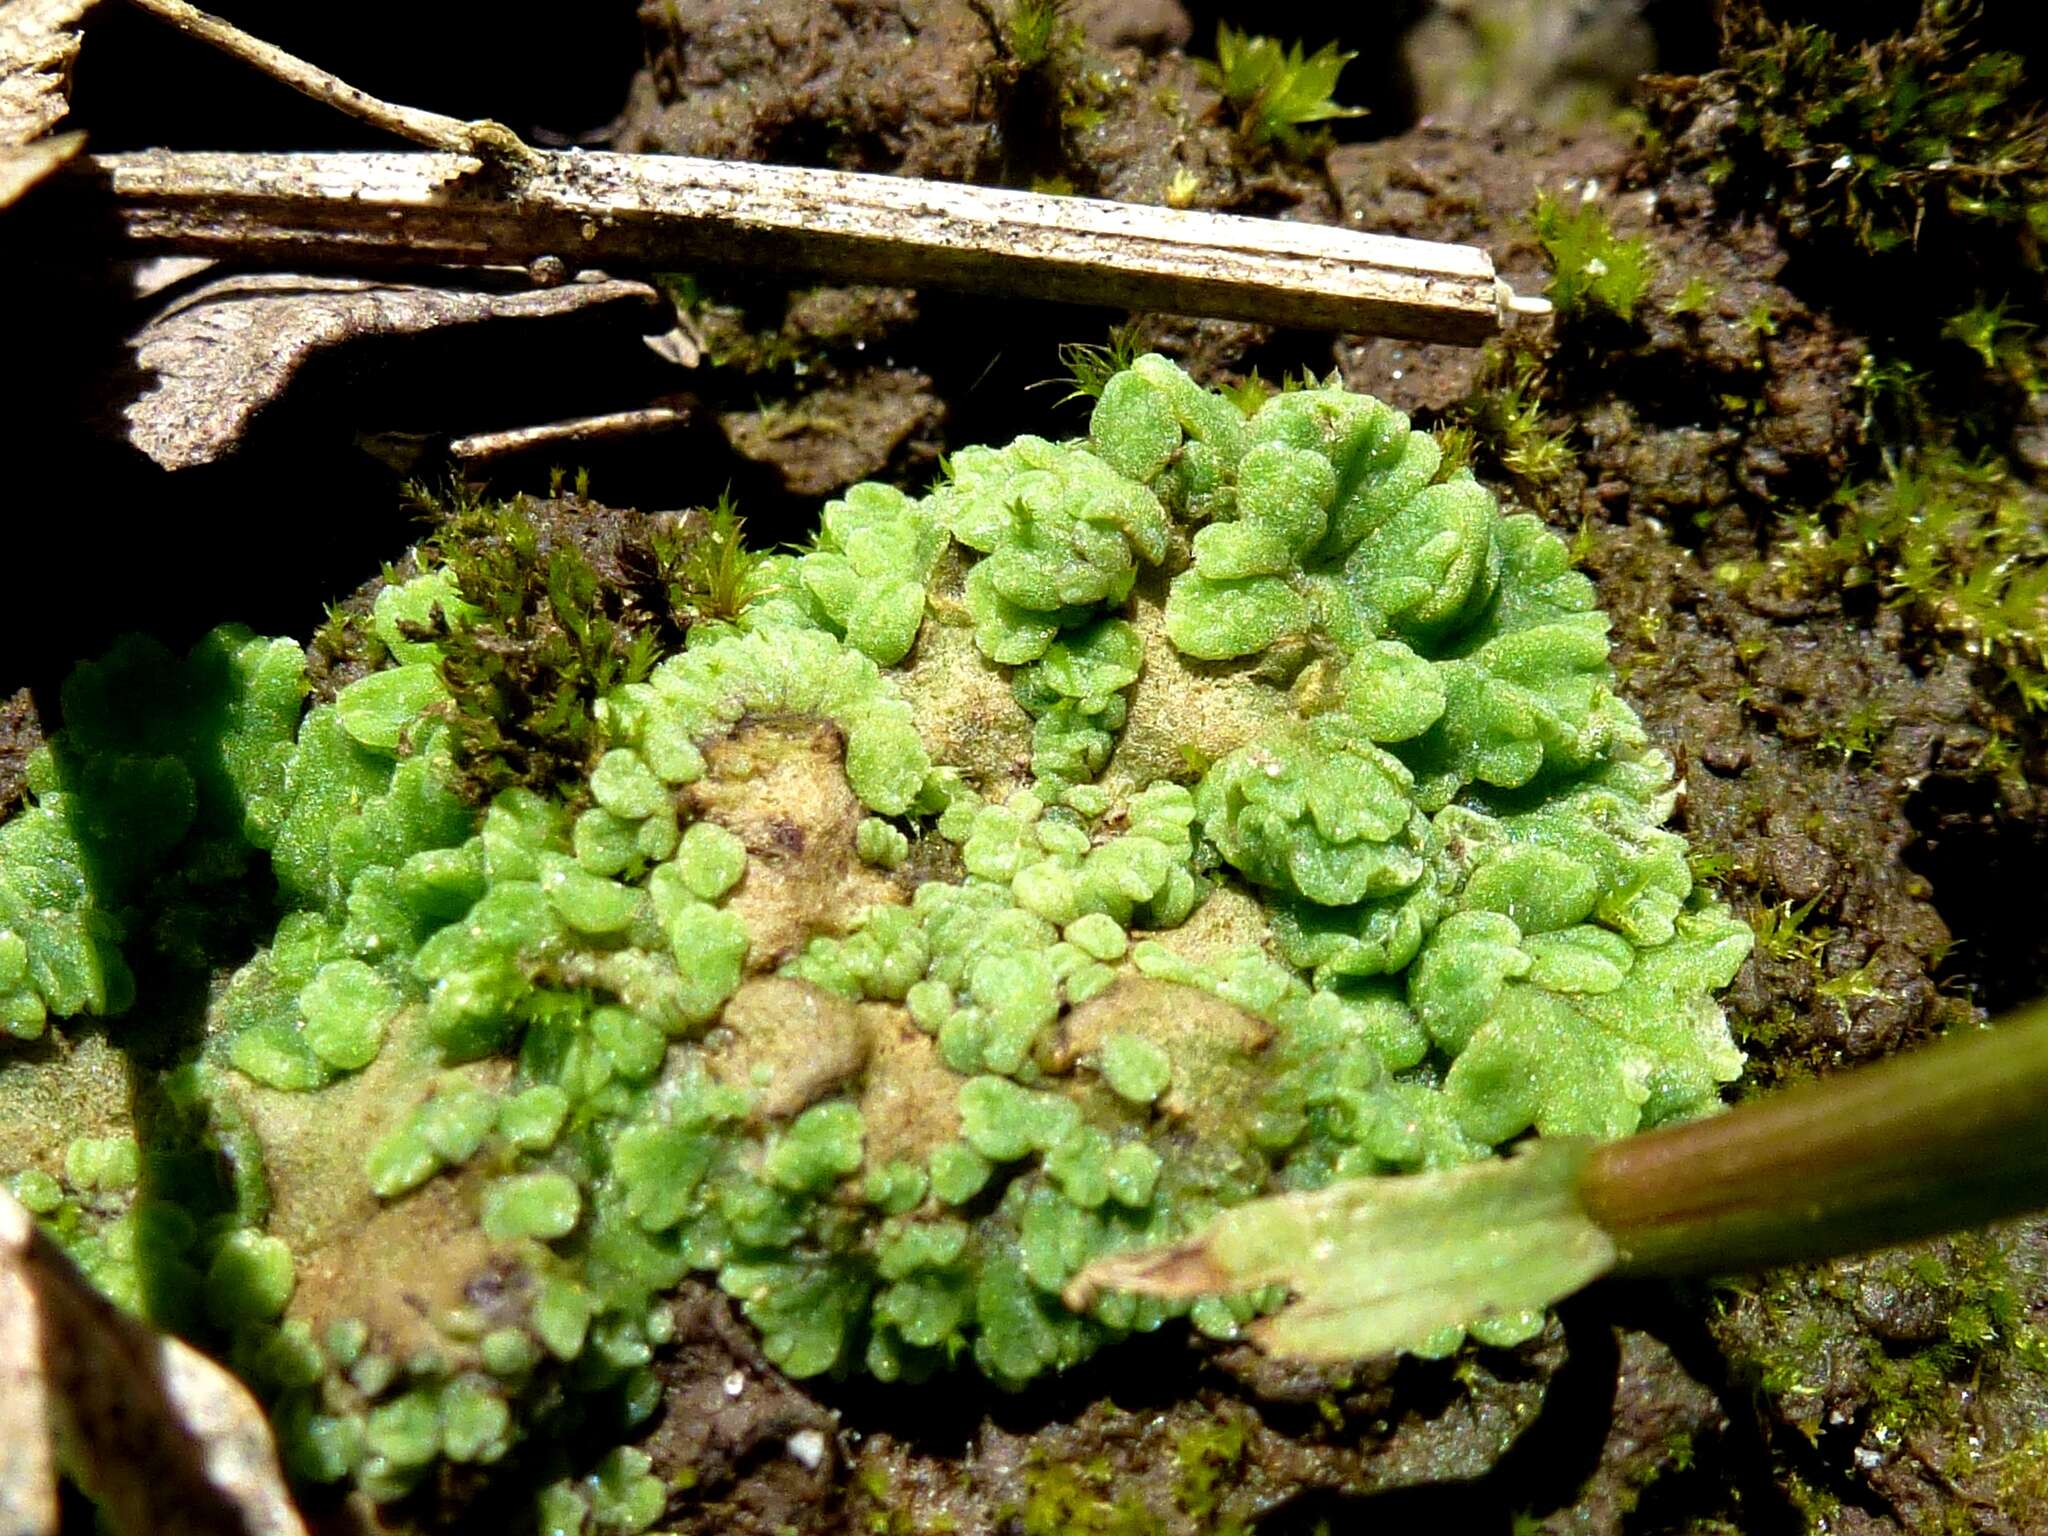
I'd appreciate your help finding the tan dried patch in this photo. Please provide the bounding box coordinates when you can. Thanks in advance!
[219,1013,518,1371]
[708,975,871,1123]
[855,1004,963,1171]
[895,551,1035,798]
[688,716,903,968]
[1101,567,1297,798]
[1136,881,1274,968]
[1055,977,1272,1141]
[0,1029,135,1181]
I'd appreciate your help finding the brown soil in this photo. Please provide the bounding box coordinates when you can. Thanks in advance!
[0,689,43,822]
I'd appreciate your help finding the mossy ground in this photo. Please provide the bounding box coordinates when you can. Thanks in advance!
[7,2,2048,1533]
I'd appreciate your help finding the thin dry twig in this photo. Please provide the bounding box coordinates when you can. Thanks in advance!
[450,404,694,464]
[119,0,537,167]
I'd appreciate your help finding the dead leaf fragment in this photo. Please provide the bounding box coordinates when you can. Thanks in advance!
[0,0,97,208]
[122,271,664,469]
[0,126,80,208]
[0,1189,310,1536]
[0,1202,58,1536]
[0,0,93,145]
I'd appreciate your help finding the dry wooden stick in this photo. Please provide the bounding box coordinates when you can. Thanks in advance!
[79,148,1544,344]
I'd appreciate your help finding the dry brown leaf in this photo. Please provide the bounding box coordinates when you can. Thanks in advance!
[0,1201,59,1536]
[0,1189,310,1536]
[0,126,80,207]
[0,0,93,145]
[122,271,665,469]
[0,0,97,208]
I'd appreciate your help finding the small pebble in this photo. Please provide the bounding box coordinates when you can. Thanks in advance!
[786,1429,827,1470]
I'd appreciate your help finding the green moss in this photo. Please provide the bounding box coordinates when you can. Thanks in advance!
[990,0,1079,75]
[1053,324,1145,406]
[1432,344,1575,489]
[1173,1412,1249,1526]
[655,491,775,631]
[1766,452,2048,708]
[1001,1412,1255,1535]
[1717,1228,2048,1528]
[1654,1,2046,489]
[1531,191,1657,322]
[1196,23,1365,154]
[1686,4,2048,264]
[1011,1456,1162,1536]
[1860,1235,2047,1442]
[397,496,670,803]
[1666,275,1718,317]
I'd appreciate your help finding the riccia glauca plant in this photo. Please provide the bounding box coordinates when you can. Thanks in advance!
[0,356,1751,1526]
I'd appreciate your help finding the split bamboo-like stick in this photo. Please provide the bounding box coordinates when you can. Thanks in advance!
[76,0,1548,344]
[75,148,1545,345]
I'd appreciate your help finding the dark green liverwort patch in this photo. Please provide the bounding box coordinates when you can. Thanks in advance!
[1,360,1747,1529]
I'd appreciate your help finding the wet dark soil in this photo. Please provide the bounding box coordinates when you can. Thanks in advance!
[0,689,43,822]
